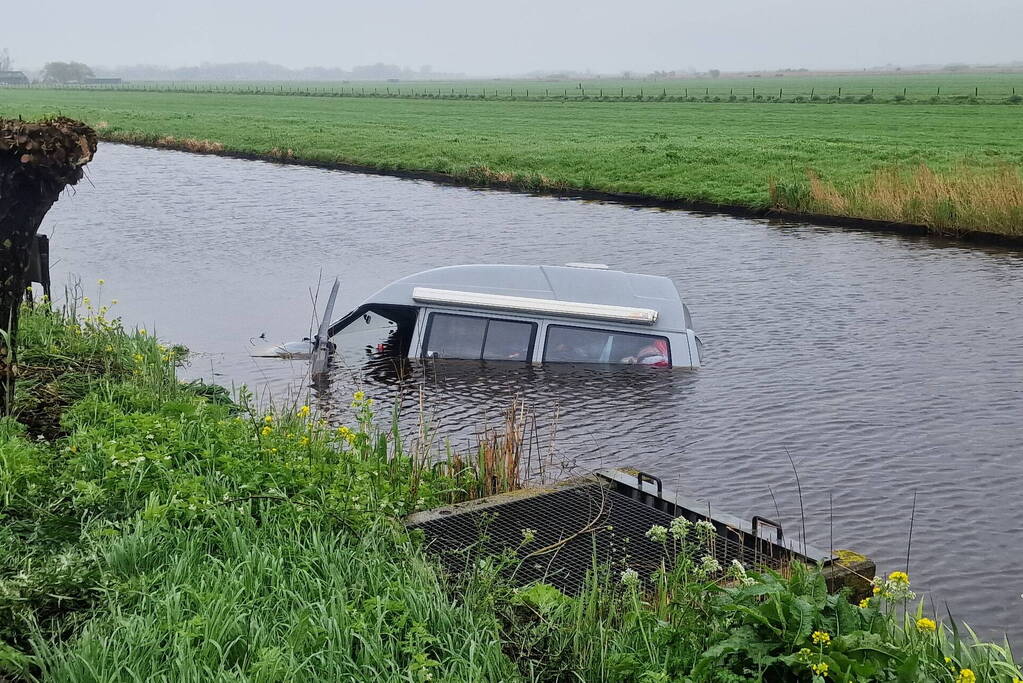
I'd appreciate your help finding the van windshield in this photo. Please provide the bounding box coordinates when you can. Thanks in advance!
[544,325,671,366]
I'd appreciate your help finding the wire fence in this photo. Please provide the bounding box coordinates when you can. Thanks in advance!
[4,82,1023,104]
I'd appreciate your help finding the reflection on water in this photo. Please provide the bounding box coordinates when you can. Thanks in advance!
[42,143,1023,640]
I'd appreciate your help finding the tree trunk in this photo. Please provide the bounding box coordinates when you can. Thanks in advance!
[0,117,96,414]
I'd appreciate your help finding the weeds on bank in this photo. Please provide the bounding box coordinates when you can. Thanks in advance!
[465,519,1022,682]
[1,298,518,681]
[771,164,1023,236]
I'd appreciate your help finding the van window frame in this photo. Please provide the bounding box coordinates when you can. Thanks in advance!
[542,323,672,366]
[421,311,538,362]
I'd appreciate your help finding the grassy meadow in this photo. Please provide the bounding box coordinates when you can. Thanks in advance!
[2,296,1022,681]
[3,87,1023,236]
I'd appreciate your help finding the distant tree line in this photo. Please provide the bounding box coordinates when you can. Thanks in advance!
[41,61,94,83]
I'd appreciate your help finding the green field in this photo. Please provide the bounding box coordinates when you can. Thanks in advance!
[3,87,1022,235]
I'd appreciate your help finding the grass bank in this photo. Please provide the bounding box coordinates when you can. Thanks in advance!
[2,90,1023,239]
[3,299,1021,681]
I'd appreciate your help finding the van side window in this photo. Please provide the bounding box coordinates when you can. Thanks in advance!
[543,325,671,366]
[424,313,536,361]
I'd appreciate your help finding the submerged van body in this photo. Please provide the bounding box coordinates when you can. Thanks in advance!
[326,264,702,368]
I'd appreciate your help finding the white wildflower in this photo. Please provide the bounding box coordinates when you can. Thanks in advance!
[620,568,640,589]
[699,555,722,574]
[669,516,692,540]
[645,524,668,543]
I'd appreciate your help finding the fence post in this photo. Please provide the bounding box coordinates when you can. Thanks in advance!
[620,87,624,97]
[779,88,782,97]
[838,87,841,96]
[810,87,814,97]
[904,87,907,97]
[975,87,978,97]
[752,87,755,98]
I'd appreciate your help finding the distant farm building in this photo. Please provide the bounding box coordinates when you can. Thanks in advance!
[0,71,29,85]
[84,77,122,85]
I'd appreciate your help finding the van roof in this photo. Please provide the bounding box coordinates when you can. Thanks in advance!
[352,264,688,332]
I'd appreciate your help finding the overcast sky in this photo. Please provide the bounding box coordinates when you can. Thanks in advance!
[6,0,1022,74]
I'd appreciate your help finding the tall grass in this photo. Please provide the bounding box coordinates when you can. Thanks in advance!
[1,299,524,681]
[772,164,1023,236]
[30,513,515,682]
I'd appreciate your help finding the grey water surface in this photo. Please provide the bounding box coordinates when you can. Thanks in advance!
[42,144,1023,640]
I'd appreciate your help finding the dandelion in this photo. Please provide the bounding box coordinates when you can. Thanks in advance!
[810,662,829,676]
[811,631,831,646]
[916,617,936,632]
[261,425,272,437]
[620,568,640,589]
[297,405,310,418]
[956,669,976,683]
[521,528,536,544]
[645,524,668,543]
[859,598,871,608]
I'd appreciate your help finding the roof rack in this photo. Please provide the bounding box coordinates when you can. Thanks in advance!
[411,287,659,325]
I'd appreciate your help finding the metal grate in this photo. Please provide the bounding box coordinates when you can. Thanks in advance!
[409,479,792,594]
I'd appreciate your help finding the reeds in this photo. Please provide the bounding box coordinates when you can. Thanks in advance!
[772,163,1023,236]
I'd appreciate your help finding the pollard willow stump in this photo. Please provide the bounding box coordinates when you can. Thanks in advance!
[0,117,96,412]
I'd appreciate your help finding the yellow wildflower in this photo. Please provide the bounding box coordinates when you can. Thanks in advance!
[139,328,147,336]
[888,571,909,585]
[83,296,91,305]
[956,669,975,683]
[132,353,144,363]
[297,405,310,418]
[872,585,881,595]
[916,617,936,632]
[811,631,831,646]
[858,598,870,608]
[353,390,365,401]
[299,436,310,446]
[111,299,118,305]
[810,662,829,676]
[263,415,273,424]
[261,425,272,437]
[105,345,113,352]
[98,279,105,285]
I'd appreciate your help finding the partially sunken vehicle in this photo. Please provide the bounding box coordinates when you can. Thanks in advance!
[322,264,702,368]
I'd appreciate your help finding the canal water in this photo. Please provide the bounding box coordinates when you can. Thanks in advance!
[41,144,1023,639]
